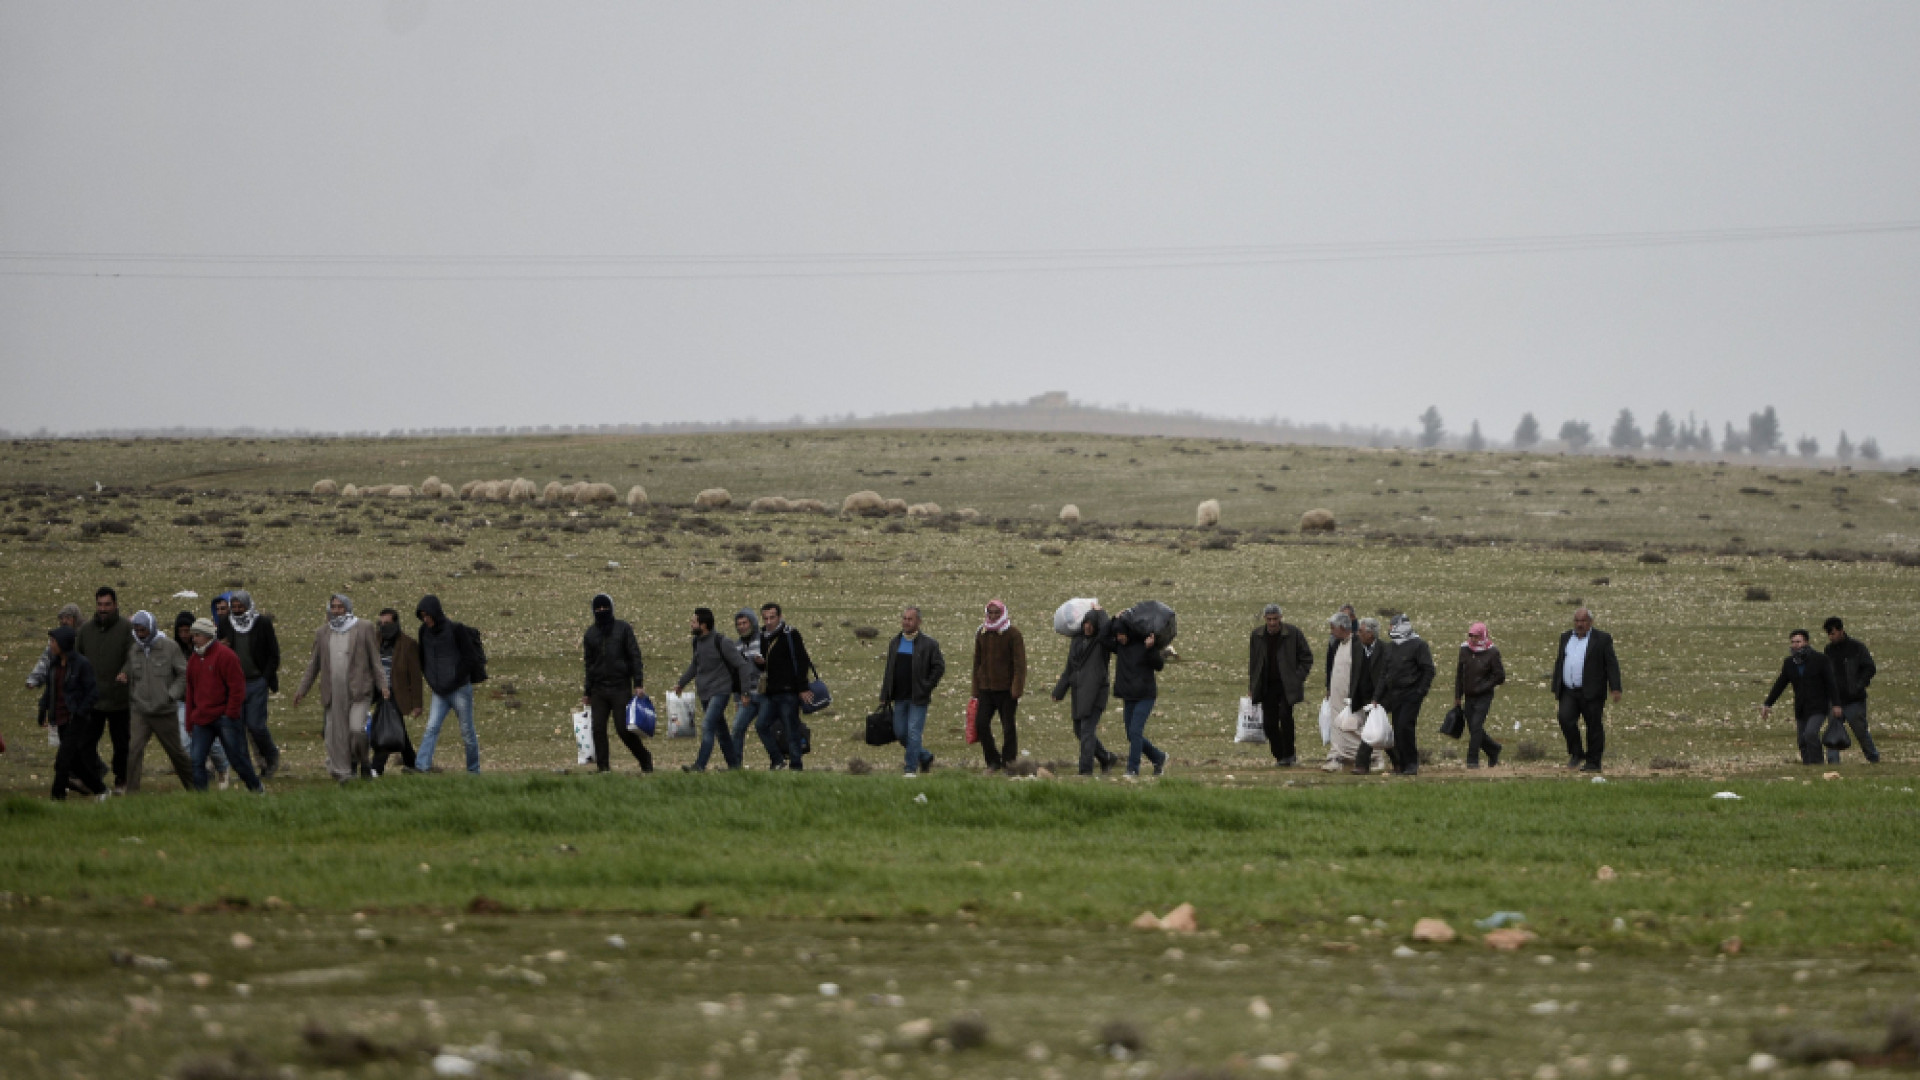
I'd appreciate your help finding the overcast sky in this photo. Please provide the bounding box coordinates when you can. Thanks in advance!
[3,2,1918,450]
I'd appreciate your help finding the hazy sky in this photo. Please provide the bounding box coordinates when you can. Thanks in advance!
[4,2,1918,449]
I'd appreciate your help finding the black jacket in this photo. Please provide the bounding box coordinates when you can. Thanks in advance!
[1766,651,1837,720]
[1109,626,1165,702]
[219,615,282,692]
[1247,623,1314,705]
[1053,611,1113,721]
[416,595,481,696]
[878,633,946,707]
[1824,637,1876,705]
[1551,629,1622,701]
[759,624,814,695]
[1375,636,1436,708]
[39,650,99,727]
[583,619,645,695]
[1346,637,1386,707]
[1455,646,1507,700]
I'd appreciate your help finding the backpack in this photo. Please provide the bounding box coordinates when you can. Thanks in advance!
[457,623,489,684]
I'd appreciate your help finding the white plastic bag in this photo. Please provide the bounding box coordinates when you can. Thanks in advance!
[1361,704,1395,749]
[1054,598,1100,636]
[1235,697,1265,743]
[666,691,701,739]
[571,707,595,765]
[1317,698,1335,744]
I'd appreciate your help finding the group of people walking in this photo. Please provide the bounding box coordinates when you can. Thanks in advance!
[20,584,1887,798]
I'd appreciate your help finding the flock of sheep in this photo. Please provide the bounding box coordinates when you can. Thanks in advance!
[307,477,1337,531]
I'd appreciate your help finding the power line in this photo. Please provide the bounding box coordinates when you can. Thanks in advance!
[1,219,1916,281]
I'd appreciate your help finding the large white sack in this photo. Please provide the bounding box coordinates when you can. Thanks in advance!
[1054,598,1100,636]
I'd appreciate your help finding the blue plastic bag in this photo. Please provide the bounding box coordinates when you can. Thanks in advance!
[624,694,657,737]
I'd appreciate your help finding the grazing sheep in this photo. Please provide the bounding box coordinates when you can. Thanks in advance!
[421,475,442,493]
[882,498,910,516]
[485,481,511,501]
[458,480,481,500]
[423,481,448,498]
[626,485,649,509]
[358,484,391,497]
[507,478,537,502]
[749,496,792,513]
[1196,498,1221,528]
[841,490,886,516]
[387,485,415,498]
[694,487,732,509]
[791,498,828,514]
[955,507,981,522]
[340,484,361,499]
[576,482,618,504]
[540,481,563,504]
[1300,508,1337,533]
[906,502,942,517]
[311,479,339,496]
[1059,504,1081,525]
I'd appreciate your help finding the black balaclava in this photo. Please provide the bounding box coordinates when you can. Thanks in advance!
[592,594,615,628]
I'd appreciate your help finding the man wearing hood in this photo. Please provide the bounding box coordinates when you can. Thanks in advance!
[1368,614,1436,776]
[1249,604,1314,767]
[970,600,1027,772]
[41,627,105,800]
[218,590,283,779]
[580,594,650,773]
[293,595,392,783]
[416,595,485,773]
[729,609,774,767]
[1108,618,1169,777]
[1551,608,1622,773]
[75,587,134,793]
[184,618,264,793]
[370,608,424,775]
[677,607,756,772]
[25,602,81,694]
[118,610,194,792]
[174,611,229,787]
[1763,629,1840,766]
[1052,606,1120,775]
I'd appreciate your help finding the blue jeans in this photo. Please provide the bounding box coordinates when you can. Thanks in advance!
[243,677,280,772]
[180,702,227,773]
[419,683,479,773]
[731,697,767,764]
[189,718,262,792]
[1122,697,1163,775]
[762,692,804,769]
[892,700,932,774]
[693,696,740,770]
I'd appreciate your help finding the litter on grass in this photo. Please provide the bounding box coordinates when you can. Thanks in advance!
[1475,911,1526,930]
[1712,792,1742,800]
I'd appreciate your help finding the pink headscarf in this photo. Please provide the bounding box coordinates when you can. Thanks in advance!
[1465,622,1493,653]
[981,600,1011,634]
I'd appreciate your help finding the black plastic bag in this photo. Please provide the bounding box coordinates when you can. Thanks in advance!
[369,698,410,755]
[1439,706,1465,740]
[1822,719,1852,750]
[865,705,898,746]
[1118,601,1178,646]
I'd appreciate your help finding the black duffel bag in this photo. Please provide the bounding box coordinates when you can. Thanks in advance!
[1439,706,1465,740]
[865,705,898,746]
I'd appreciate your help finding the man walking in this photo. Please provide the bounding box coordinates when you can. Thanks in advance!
[730,609,776,767]
[1249,604,1314,767]
[76,587,135,793]
[1369,615,1436,776]
[970,600,1027,772]
[184,618,264,793]
[1823,618,1879,763]
[580,593,649,773]
[881,606,944,777]
[416,595,484,773]
[1348,618,1389,775]
[173,611,228,787]
[292,595,391,783]
[119,611,194,792]
[371,608,424,775]
[677,608,756,772]
[1551,608,1622,772]
[218,591,282,779]
[41,627,106,801]
[757,603,816,771]
[1053,606,1119,775]
[1763,629,1840,766]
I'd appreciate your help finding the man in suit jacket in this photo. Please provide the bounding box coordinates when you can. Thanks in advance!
[1551,608,1622,772]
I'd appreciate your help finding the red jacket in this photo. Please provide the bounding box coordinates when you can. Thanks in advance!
[185,640,246,730]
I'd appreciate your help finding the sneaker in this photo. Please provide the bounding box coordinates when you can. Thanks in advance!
[112,786,127,797]
[1123,770,1140,779]
[1276,756,1297,767]
[1579,762,1602,773]
[1152,754,1168,777]
[1098,754,1115,775]
[921,754,935,773]
[1566,755,1583,770]
[902,770,918,778]
[1466,761,1481,769]
[1321,760,1343,773]
[681,765,700,773]
[218,773,231,791]
[1487,745,1503,767]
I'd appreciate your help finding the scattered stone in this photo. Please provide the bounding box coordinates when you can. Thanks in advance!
[1131,911,1163,931]
[1747,1053,1779,1073]
[228,932,254,950]
[818,982,839,997]
[432,1053,479,1077]
[1411,918,1456,944]
[301,1021,412,1067]
[606,935,626,949]
[896,1018,937,1045]
[1248,996,1272,1020]
[1392,945,1419,958]
[1161,903,1199,934]
[1035,766,1056,780]
[1823,771,1842,781]
[1596,865,1617,882]
[946,1013,989,1050]
[109,949,173,971]
[698,1002,727,1018]
[1255,1053,1296,1072]
[1721,936,1743,956]
[1483,928,1538,951]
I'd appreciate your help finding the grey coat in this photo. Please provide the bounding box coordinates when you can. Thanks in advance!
[122,633,187,715]
[678,631,756,703]
[1052,610,1113,722]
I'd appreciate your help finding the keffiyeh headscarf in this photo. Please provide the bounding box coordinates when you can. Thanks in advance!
[981,600,1011,634]
[1465,622,1493,653]
[328,594,358,634]
[130,610,157,653]
[1389,615,1418,644]
[228,590,259,633]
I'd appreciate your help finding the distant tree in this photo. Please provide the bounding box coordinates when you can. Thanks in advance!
[1722,422,1747,455]
[1835,431,1854,462]
[1695,420,1715,453]
[1513,413,1542,449]
[1795,435,1820,459]
[1608,409,1645,450]
[1465,420,1486,452]
[1747,406,1783,454]
[1418,406,1445,449]
[1649,411,1677,451]
[1859,437,1882,461]
[1559,420,1594,451]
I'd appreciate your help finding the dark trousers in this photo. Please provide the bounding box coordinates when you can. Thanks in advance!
[588,688,652,772]
[1557,693,1606,767]
[190,718,262,792]
[51,721,108,800]
[976,690,1019,769]
[84,707,130,789]
[1462,693,1501,764]
[1385,696,1424,772]
[370,721,418,775]
[1260,694,1295,762]
[1073,711,1115,775]
[1834,702,1878,763]
[241,678,280,774]
[762,692,804,769]
[1794,713,1825,765]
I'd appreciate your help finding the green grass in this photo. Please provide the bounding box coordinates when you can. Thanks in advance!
[4,772,1916,950]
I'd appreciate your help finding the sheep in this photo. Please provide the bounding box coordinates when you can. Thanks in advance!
[791,498,828,514]
[386,485,415,498]
[1196,498,1221,528]
[482,481,508,501]
[359,484,392,497]
[458,480,481,500]
[507,478,538,502]
[882,498,909,516]
[626,485,649,509]
[575,482,618,504]
[422,480,448,498]
[955,507,981,522]
[841,490,886,516]
[1059,504,1081,525]
[906,502,942,517]
[311,479,339,496]
[749,496,793,513]
[560,482,583,500]
[540,481,563,504]
[340,484,361,499]
[421,475,442,494]
[694,487,732,509]
[1300,508,1337,533]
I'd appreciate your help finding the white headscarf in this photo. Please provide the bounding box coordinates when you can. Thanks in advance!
[229,590,259,634]
[328,593,358,634]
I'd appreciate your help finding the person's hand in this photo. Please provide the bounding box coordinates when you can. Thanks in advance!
[633,688,646,699]
[292,693,304,707]
[1610,690,1622,705]
[1760,704,1772,720]
[1831,706,1843,718]
[1454,697,1462,708]
[116,673,129,684]
[800,690,815,705]
[672,684,684,695]
[410,708,422,719]
[382,688,392,700]
[1052,692,1064,703]
[579,695,590,708]
[1144,633,1156,648]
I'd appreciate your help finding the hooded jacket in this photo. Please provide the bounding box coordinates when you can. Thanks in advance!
[1053,609,1113,721]
[1108,622,1165,702]
[583,594,645,695]
[879,632,946,707]
[76,609,134,712]
[680,629,755,703]
[39,629,99,725]
[122,620,188,715]
[416,595,479,696]
[734,608,765,694]
[1248,621,1314,706]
